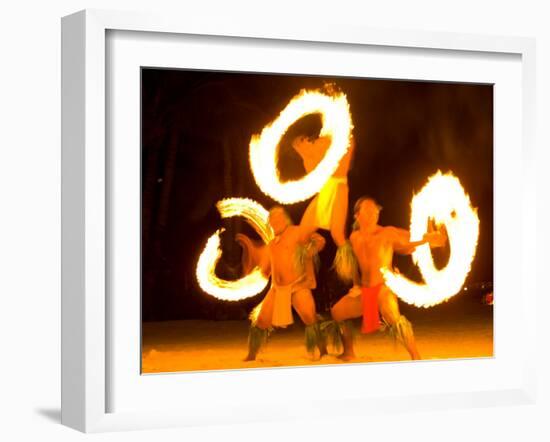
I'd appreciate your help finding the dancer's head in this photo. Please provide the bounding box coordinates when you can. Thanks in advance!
[354,197,382,230]
[268,206,292,235]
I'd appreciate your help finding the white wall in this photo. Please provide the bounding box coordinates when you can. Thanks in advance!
[0,1,548,440]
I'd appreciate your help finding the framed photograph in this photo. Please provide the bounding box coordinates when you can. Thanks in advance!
[61,9,537,433]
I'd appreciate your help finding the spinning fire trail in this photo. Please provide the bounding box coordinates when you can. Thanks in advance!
[196,198,273,301]
[382,171,480,307]
[249,88,354,204]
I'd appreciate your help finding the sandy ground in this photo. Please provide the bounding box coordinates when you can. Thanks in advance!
[142,301,493,373]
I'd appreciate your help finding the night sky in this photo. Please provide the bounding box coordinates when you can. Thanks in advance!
[141,68,493,322]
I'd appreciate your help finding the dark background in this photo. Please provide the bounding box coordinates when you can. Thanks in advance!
[141,68,493,322]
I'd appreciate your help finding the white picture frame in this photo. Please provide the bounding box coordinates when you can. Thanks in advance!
[61,9,537,433]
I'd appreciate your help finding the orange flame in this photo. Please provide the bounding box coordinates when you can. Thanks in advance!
[249,88,353,204]
[196,198,273,301]
[382,171,480,308]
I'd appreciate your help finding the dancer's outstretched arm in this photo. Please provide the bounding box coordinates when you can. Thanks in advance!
[386,226,446,255]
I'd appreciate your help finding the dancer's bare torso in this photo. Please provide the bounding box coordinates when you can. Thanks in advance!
[350,227,397,288]
[267,226,306,286]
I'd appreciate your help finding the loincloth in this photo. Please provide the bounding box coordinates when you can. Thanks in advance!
[361,284,382,334]
[270,279,309,328]
[316,176,348,230]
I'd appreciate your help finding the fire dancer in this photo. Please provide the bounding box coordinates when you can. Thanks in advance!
[291,134,354,249]
[236,206,327,361]
[329,197,446,360]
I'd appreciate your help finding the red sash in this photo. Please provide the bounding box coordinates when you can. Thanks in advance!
[361,284,382,333]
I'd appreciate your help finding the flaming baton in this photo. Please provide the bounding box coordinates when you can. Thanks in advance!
[382,171,480,308]
[249,88,353,204]
[196,198,273,301]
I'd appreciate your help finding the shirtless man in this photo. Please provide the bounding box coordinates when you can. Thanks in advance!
[291,135,354,248]
[330,197,446,361]
[236,206,327,361]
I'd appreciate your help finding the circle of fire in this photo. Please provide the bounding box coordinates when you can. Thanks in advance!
[249,89,353,204]
[382,171,480,308]
[196,198,273,301]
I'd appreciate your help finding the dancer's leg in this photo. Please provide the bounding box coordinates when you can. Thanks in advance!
[378,286,421,360]
[244,289,275,361]
[330,292,362,360]
[292,289,327,357]
[329,183,349,247]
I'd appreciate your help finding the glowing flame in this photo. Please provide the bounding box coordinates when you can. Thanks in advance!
[195,198,273,301]
[382,171,480,308]
[196,229,269,301]
[249,88,353,204]
[216,198,273,243]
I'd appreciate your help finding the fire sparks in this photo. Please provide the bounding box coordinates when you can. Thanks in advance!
[249,88,353,204]
[195,198,273,301]
[382,172,480,308]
